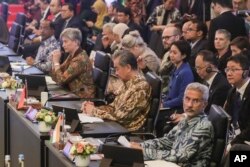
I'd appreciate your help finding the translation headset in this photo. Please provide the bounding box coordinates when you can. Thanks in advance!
[242,68,249,79]
[205,66,218,73]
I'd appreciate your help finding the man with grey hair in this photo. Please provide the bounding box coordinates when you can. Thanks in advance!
[214,29,232,75]
[131,82,214,166]
[94,23,116,53]
[159,26,181,94]
[81,50,152,131]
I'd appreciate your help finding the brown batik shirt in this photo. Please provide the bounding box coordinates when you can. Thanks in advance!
[92,73,152,131]
[51,48,95,98]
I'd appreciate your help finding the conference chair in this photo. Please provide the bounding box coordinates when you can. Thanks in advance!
[0,15,9,44]
[0,2,8,22]
[208,104,231,167]
[15,13,26,54]
[8,22,22,52]
[86,51,111,104]
[15,12,26,35]
[148,31,165,59]
[132,72,162,139]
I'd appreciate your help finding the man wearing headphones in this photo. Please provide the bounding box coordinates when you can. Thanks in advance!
[224,53,250,146]
[195,50,231,114]
[170,50,231,124]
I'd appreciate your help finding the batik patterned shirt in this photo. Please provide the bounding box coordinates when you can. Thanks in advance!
[51,48,95,98]
[35,35,60,73]
[92,73,152,131]
[146,4,181,26]
[141,114,214,167]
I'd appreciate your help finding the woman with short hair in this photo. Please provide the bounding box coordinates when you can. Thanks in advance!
[51,28,95,98]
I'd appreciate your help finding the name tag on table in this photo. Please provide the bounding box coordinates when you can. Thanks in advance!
[24,106,38,122]
[62,140,75,161]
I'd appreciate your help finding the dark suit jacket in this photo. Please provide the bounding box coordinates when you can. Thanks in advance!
[64,16,88,48]
[224,82,250,144]
[205,72,231,113]
[216,49,232,76]
[189,39,208,67]
[53,14,65,40]
[208,11,247,51]
[179,0,211,21]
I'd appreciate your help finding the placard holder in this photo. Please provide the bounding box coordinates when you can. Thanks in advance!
[69,119,82,133]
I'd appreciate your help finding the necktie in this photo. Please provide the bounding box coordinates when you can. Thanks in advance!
[232,91,242,127]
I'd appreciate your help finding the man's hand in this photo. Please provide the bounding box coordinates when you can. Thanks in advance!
[130,142,143,150]
[26,56,35,65]
[102,35,110,49]
[171,113,185,124]
[137,56,147,69]
[81,101,95,116]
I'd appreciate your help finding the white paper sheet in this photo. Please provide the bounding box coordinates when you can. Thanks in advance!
[78,113,104,123]
[145,160,180,167]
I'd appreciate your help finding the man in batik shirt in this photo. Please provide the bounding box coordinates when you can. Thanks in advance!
[81,50,152,131]
[131,82,214,166]
[26,19,60,73]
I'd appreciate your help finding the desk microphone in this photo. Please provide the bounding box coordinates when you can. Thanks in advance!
[18,61,42,74]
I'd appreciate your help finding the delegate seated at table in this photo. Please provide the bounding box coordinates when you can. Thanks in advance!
[51,28,95,98]
[81,50,152,131]
[131,83,214,167]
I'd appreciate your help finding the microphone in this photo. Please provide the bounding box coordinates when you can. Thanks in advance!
[18,61,42,74]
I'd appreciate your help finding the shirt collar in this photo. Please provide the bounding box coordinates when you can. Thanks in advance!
[125,73,144,88]
[206,72,217,88]
[237,78,250,99]
[183,113,206,126]
[190,39,200,48]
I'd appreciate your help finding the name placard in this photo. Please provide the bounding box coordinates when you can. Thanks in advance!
[63,140,75,161]
[24,106,38,122]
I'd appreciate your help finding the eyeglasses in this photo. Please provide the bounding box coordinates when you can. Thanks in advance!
[195,66,207,71]
[183,96,204,105]
[187,28,198,32]
[224,68,244,73]
[162,34,176,40]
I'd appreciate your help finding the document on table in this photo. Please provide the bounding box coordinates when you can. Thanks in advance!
[10,62,30,71]
[78,113,104,123]
[145,160,181,167]
[45,76,56,85]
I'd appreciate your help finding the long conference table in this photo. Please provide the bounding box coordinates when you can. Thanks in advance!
[0,51,130,166]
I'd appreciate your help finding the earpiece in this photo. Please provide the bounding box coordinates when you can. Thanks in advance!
[206,67,213,73]
[242,69,249,79]
[206,66,218,73]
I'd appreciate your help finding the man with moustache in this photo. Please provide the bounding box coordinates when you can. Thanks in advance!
[131,82,214,166]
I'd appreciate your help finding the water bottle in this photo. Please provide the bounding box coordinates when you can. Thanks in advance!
[5,155,11,167]
[18,154,24,167]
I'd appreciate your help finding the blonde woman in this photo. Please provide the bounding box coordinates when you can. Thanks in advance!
[121,30,160,73]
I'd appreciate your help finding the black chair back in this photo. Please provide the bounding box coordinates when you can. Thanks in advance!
[94,51,111,72]
[0,15,9,44]
[0,2,8,22]
[93,51,111,99]
[15,12,26,35]
[208,104,231,167]
[144,72,162,133]
[8,22,21,52]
